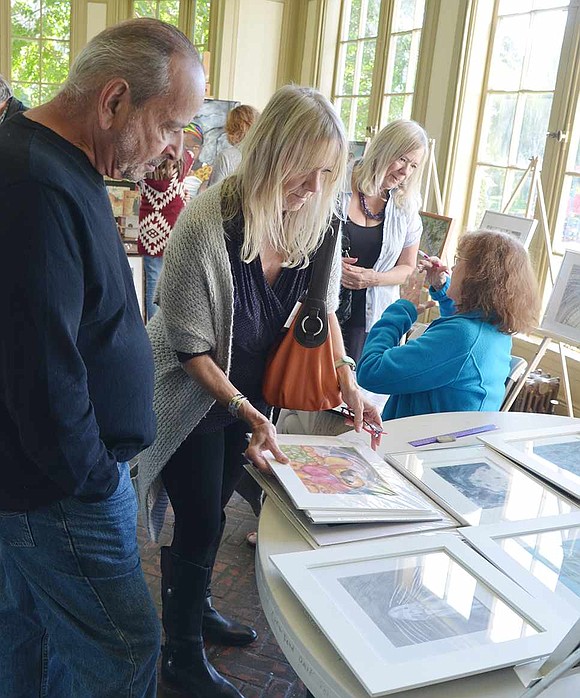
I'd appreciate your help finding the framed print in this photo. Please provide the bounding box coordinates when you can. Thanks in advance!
[480,425,580,500]
[348,140,366,165]
[419,211,453,257]
[479,210,538,249]
[127,255,145,322]
[192,98,240,165]
[386,445,577,526]
[244,462,458,547]
[271,533,566,696]
[105,179,141,240]
[540,250,580,345]
[461,513,580,625]
[265,435,440,522]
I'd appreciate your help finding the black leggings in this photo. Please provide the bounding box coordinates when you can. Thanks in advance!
[161,420,250,567]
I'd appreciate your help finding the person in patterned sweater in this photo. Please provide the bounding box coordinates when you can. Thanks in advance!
[138,153,193,321]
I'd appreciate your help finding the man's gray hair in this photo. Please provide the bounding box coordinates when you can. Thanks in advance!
[61,18,200,106]
[0,74,13,103]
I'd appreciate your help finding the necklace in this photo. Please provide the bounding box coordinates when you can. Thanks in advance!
[358,191,385,221]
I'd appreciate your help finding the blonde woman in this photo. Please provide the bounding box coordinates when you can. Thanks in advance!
[339,119,428,361]
[136,85,381,698]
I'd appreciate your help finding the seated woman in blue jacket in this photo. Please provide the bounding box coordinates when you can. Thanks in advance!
[356,229,540,420]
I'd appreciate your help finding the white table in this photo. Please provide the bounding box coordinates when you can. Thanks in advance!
[257,412,580,698]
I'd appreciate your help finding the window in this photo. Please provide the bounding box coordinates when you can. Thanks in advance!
[468,0,574,237]
[10,0,72,106]
[133,0,180,26]
[191,0,211,56]
[132,0,212,54]
[333,0,426,141]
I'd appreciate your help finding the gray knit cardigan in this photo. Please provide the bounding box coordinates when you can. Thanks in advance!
[136,183,342,541]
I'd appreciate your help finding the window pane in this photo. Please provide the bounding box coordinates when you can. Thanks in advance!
[488,15,528,91]
[499,0,533,13]
[346,0,362,40]
[558,175,580,247]
[388,33,412,93]
[480,94,517,165]
[533,0,570,10]
[11,38,41,82]
[133,0,157,18]
[11,0,41,38]
[503,169,533,215]
[383,94,405,121]
[42,0,70,39]
[11,81,40,106]
[516,92,553,165]
[338,98,353,134]
[393,0,425,32]
[338,42,357,95]
[193,0,211,49]
[524,10,568,90]
[41,39,70,84]
[472,166,507,227]
[158,0,179,26]
[359,40,376,95]
[364,0,381,36]
[354,97,370,141]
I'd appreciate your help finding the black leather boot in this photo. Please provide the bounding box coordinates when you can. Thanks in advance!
[202,513,258,647]
[203,590,258,646]
[160,547,244,698]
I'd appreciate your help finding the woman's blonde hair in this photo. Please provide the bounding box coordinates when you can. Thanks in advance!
[222,85,347,267]
[455,230,540,334]
[225,104,260,145]
[354,119,428,209]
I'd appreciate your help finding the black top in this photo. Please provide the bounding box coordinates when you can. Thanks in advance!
[343,218,383,328]
[181,213,311,433]
[0,114,156,511]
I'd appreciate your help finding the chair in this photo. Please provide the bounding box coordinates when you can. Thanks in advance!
[500,356,528,412]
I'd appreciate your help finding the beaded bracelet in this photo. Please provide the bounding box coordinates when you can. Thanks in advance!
[227,393,248,418]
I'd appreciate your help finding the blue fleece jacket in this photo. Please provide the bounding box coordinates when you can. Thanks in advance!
[357,281,512,420]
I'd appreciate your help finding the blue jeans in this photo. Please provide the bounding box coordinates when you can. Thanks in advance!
[143,255,164,322]
[0,462,160,698]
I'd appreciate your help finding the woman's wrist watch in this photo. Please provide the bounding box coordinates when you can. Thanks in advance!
[334,356,356,372]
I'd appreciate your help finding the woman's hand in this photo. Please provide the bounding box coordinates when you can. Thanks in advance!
[242,411,289,475]
[337,367,383,450]
[400,269,436,315]
[341,257,377,290]
[418,255,448,290]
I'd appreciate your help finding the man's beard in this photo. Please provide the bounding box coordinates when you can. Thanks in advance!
[115,117,165,181]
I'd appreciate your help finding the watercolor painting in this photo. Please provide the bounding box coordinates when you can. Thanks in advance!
[419,211,453,257]
[432,461,510,509]
[339,555,493,648]
[280,444,393,497]
[534,441,580,477]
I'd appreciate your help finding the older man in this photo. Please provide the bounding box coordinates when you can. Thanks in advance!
[0,19,204,698]
[0,73,27,125]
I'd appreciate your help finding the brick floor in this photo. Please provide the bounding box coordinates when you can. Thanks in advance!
[137,493,306,698]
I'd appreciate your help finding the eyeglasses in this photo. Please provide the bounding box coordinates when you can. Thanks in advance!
[453,254,465,265]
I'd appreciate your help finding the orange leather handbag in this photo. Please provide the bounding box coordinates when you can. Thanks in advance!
[262,221,342,411]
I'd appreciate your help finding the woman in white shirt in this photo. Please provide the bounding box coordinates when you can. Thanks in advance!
[338,120,428,362]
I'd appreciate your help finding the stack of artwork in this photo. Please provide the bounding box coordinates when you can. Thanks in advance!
[263,426,580,695]
[264,435,442,524]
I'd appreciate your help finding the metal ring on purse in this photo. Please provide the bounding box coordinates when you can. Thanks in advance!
[301,314,324,337]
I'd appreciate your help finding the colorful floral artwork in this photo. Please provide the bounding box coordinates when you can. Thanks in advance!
[281,444,393,497]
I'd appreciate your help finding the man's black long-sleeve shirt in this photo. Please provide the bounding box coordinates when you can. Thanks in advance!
[0,113,156,511]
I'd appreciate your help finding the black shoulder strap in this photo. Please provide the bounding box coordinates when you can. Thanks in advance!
[293,217,341,349]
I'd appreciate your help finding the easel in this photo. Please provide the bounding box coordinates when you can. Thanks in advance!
[515,617,580,696]
[500,157,575,417]
[422,138,444,216]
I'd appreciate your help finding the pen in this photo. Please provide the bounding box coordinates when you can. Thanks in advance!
[418,249,441,268]
[337,406,385,438]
